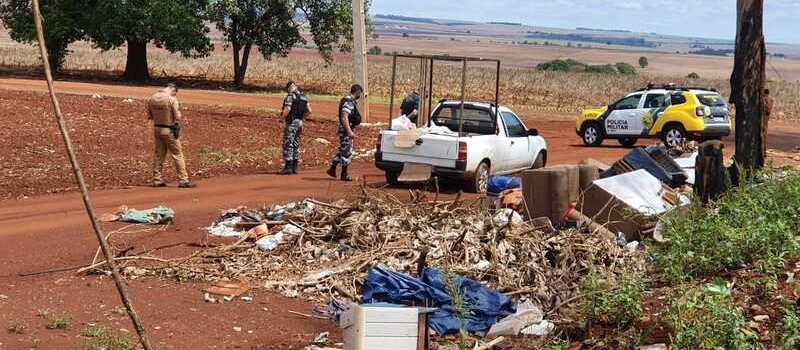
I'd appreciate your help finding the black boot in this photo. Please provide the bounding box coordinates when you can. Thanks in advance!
[278,161,293,175]
[340,165,353,181]
[290,160,299,174]
[326,161,339,178]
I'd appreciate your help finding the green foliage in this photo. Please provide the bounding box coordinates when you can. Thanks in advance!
[45,311,71,330]
[638,56,649,68]
[536,59,571,72]
[0,0,86,71]
[665,284,763,350]
[580,272,644,328]
[615,62,637,76]
[652,170,800,283]
[687,72,701,79]
[585,64,618,74]
[77,325,135,350]
[210,0,360,85]
[368,45,382,55]
[780,305,800,350]
[444,272,472,350]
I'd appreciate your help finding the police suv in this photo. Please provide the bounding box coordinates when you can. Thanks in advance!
[575,83,731,148]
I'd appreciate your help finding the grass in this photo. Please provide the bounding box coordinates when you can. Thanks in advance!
[77,325,135,350]
[780,305,800,349]
[444,272,472,350]
[652,169,800,283]
[580,272,645,328]
[44,311,72,330]
[6,320,27,334]
[665,282,763,350]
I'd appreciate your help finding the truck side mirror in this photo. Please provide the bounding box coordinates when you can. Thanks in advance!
[528,128,539,136]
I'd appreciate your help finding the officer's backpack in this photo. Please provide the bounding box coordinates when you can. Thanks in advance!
[339,96,361,127]
[290,93,310,120]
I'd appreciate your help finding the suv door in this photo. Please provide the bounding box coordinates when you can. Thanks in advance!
[605,94,644,136]
[642,93,668,134]
[500,111,530,170]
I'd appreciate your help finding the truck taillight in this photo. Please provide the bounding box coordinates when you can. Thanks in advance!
[458,142,467,162]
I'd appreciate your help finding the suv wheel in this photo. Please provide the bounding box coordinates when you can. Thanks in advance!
[581,123,604,146]
[468,161,490,194]
[618,137,638,148]
[662,125,686,148]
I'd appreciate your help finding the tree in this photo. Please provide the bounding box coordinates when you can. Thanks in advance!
[730,0,766,169]
[210,0,359,87]
[83,0,212,81]
[0,0,86,72]
[367,45,381,55]
[615,62,637,75]
[638,56,649,68]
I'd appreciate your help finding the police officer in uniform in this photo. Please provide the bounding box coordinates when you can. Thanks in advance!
[400,90,420,124]
[278,81,311,175]
[148,83,196,188]
[327,84,363,181]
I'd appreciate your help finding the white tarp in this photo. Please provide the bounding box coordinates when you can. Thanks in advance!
[674,152,698,185]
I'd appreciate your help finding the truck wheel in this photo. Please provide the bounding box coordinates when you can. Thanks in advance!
[467,161,490,194]
[581,123,604,146]
[618,138,638,148]
[662,124,686,148]
[385,171,400,187]
[532,152,545,169]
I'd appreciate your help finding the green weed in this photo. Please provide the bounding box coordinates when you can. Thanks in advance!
[444,272,472,350]
[653,169,800,283]
[665,283,763,350]
[76,325,135,350]
[780,305,800,350]
[580,272,644,328]
[45,311,71,330]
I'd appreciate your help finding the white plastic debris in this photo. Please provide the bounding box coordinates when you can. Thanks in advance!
[487,300,543,337]
[122,98,135,103]
[92,93,103,99]
[473,260,491,271]
[206,216,245,237]
[391,115,415,131]
[241,296,253,302]
[520,319,554,336]
[233,326,242,332]
[203,293,217,303]
[314,138,331,145]
[256,224,300,251]
[492,208,523,227]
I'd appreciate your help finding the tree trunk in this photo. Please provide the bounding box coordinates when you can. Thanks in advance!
[730,0,766,169]
[695,140,727,203]
[233,43,252,88]
[123,40,150,81]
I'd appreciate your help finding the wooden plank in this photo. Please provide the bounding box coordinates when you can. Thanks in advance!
[398,163,432,182]
[203,282,251,297]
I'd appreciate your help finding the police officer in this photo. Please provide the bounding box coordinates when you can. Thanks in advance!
[278,81,311,175]
[148,83,195,188]
[400,90,420,124]
[327,84,363,181]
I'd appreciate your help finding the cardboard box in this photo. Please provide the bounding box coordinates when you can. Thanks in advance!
[577,169,688,240]
[341,305,433,350]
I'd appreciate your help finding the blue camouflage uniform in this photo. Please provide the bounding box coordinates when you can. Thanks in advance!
[282,92,305,163]
[333,95,358,166]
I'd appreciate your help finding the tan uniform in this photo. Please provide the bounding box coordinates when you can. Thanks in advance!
[148,91,188,184]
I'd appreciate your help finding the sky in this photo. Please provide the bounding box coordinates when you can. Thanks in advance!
[371,0,800,44]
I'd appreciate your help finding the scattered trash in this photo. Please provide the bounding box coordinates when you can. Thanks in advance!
[314,138,331,145]
[118,206,174,224]
[601,146,687,187]
[311,331,329,345]
[122,98,135,103]
[487,300,543,337]
[232,326,242,332]
[256,231,284,251]
[390,114,416,130]
[91,93,103,99]
[492,208,523,228]
[488,175,522,195]
[203,281,252,298]
[361,266,516,335]
[205,200,314,237]
[206,216,244,237]
[520,319,555,336]
[240,296,253,302]
[203,293,217,303]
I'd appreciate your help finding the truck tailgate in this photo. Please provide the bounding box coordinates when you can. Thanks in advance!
[381,131,458,168]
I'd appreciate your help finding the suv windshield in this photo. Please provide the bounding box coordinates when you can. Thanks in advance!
[697,93,726,107]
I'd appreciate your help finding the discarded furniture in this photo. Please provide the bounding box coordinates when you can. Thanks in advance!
[341,304,434,350]
[601,147,687,187]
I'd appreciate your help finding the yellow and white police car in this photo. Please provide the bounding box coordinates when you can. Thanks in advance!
[575,83,731,148]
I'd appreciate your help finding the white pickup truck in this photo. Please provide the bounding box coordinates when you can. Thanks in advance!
[375,100,548,193]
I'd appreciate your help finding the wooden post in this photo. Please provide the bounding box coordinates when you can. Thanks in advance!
[695,140,727,203]
[352,0,369,122]
[730,0,766,169]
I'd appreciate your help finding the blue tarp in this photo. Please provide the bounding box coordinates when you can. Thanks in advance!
[487,176,522,195]
[361,266,516,335]
[119,206,174,224]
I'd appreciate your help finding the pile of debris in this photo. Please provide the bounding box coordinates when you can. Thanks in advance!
[127,187,645,314]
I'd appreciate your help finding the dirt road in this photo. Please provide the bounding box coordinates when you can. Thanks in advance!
[0,77,798,348]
